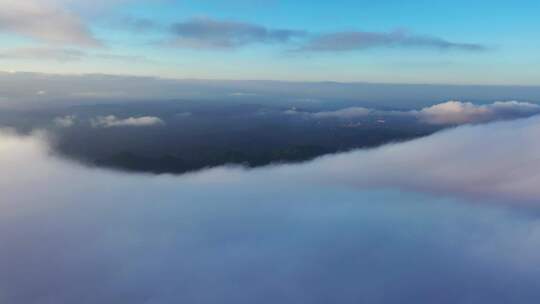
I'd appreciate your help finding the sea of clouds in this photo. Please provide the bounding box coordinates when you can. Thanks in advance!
[2,115,540,303]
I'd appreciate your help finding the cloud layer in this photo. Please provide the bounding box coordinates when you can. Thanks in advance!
[281,115,540,203]
[3,117,540,302]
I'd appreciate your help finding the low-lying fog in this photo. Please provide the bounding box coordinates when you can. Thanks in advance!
[2,115,540,303]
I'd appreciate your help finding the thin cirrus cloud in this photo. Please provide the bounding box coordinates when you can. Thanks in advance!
[299,30,487,52]
[0,47,86,61]
[90,115,165,128]
[169,17,307,49]
[0,0,101,47]
[164,17,485,52]
[0,47,154,64]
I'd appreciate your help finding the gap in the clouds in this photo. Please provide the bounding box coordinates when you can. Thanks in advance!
[49,127,438,176]
[2,104,439,176]
[6,100,540,177]
[55,136,423,177]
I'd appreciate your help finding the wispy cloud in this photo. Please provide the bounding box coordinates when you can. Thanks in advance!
[116,16,163,32]
[90,115,165,128]
[169,17,306,49]
[0,0,487,57]
[164,18,485,53]
[0,47,153,64]
[0,47,86,61]
[299,30,486,52]
[53,115,77,127]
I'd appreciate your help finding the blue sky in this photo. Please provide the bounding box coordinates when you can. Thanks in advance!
[1,0,539,84]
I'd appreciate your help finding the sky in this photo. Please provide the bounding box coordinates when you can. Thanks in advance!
[4,2,540,302]
[1,0,539,85]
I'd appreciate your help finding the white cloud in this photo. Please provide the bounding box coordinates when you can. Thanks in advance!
[2,118,540,302]
[90,115,165,128]
[53,115,76,127]
[280,115,540,203]
[0,0,101,46]
[289,101,540,125]
[415,100,540,125]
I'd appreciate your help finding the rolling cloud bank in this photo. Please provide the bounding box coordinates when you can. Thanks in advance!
[2,115,540,303]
